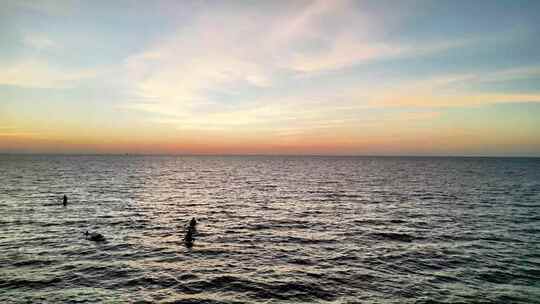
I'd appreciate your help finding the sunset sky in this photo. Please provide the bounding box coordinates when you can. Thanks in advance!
[1,0,539,156]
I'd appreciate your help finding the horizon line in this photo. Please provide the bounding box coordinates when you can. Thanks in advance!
[1,152,539,158]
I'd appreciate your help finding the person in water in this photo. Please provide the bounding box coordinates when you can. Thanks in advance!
[85,231,105,242]
[189,217,197,229]
[184,218,197,248]
[184,228,195,248]
[62,195,68,206]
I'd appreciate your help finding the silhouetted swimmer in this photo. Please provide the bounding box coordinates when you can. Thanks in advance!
[189,217,197,229]
[62,195,68,206]
[183,217,198,248]
[184,229,195,248]
[85,231,106,242]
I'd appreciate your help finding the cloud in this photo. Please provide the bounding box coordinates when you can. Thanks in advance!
[113,0,540,146]
[23,34,58,50]
[372,92,540,108]
[6,0,77,16]
[461,66,540,84]
[0,126,16,131]
[0,59,99,88]
[0,131,40,137]
[125,0,385,91]
[121,0,468,130]
[365,66,540,107]
[0,125,43,138]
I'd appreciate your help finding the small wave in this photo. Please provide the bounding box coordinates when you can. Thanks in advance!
[288,258,316,266]
[184,276,335,301]
[0,277,62,289]
[281,235,337,245]
[372,232,415,242]
[389,219,406,224]
[163,298,243,304]
[475,270,513,284]
[270,282,335,301]
[250,224,272,230]
[353,219,392,226]
[122,275,179,288]
[430,273,460,284]
[12,259,55,267]
[178,273,198,280]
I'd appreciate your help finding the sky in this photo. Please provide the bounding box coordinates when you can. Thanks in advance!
[1,0,539,156]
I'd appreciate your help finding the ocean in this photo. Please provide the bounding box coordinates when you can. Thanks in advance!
[0,155,539,303]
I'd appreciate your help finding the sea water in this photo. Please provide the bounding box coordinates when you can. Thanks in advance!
[0,155,539,303]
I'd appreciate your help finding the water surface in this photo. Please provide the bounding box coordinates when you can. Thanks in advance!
[0,155,539,303]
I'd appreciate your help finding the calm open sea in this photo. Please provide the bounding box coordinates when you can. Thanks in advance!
[0,155,539,303]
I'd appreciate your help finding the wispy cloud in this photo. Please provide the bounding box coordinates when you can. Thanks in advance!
[365,66,540,107]
[0,125,43,138]
[0,59,99,88]
[7,0,77,16]
[121,0,473,132]
[23,34,58,50]
[0,131,41,137]
[372,92,540,108]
